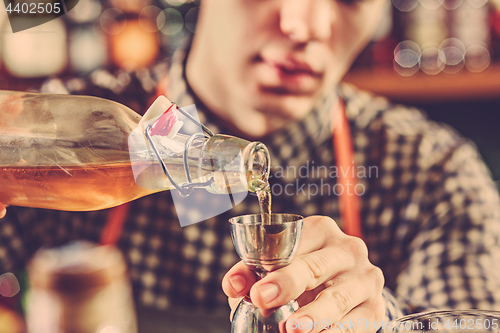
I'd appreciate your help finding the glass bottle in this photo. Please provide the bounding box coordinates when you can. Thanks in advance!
[0,90,270,211]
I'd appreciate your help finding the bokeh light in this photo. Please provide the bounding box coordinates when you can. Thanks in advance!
[66,0,101,23]
[70,28,107,73]
[465,44,490,72]
[394,40,421,76]
[439,38,465,73]
[0,0,492,80]
[419,0,444,10]
[2,19,67,77]
[100,8,127,35]
[158,8,184,36]
[110,19,159,70]
[393,0,419,11]
[109,0,148,13]
[0,273,20,297]
[467,0,488,7]
[164,0,187,6]
[139,6,163,32]
[420,47,446,75]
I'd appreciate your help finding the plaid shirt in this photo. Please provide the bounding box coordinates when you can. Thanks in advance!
[2,48,500,323]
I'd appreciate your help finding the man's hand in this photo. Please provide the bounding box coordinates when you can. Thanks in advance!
[222,216,385,333]
[0,203,7,218]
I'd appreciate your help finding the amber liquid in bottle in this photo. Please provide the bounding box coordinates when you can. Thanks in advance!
[0,162,164,211]
[0,92,271,212]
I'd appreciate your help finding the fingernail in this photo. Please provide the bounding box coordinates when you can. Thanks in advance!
[0,208,5,219]
[258,283,279,303]
[288,316,314,333]
[229,275,246,293]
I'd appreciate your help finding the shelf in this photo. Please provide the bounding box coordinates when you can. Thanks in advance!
[343,65,500,103]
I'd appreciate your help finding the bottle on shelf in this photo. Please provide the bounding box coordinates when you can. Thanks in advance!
[0,91,270,211]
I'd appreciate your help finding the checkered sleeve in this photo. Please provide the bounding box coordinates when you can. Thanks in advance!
[395,127,500,311]
[382,287,408,321]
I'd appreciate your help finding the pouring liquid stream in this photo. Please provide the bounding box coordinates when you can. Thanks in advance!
[255,180,272,226]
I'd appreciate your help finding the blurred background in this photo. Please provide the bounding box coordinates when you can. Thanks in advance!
[0,0,499,180]
[0,0,499,331]
[346,0,500,182]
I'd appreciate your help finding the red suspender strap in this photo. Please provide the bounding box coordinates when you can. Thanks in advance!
[101,202,131,245]
[333,100,363,239]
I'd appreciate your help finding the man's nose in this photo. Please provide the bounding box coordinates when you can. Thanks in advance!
[279,0,333,42]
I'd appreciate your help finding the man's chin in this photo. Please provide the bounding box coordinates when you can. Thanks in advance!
[252,91,317,120]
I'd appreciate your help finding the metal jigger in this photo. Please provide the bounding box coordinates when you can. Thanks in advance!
[229,213,304,333]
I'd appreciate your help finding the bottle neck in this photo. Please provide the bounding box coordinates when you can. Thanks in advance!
[243,141,270,193]
[198,135,270,195]
[131,119,271,196]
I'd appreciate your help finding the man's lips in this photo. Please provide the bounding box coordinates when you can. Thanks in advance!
[254,55,322,93]
[260,55,321,76]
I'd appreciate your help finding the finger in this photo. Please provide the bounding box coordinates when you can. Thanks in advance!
[222,260,258,298]
[250,237,367,309]
[295,216,343,256]
[284,267,384,332]
[286,297,385,333]
[0,203,6,219]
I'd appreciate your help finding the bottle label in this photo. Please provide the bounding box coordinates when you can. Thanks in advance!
[149,103,180,137]
[128,96,188,191]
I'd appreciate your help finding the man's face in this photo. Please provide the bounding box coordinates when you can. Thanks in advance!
[189,0,387,128]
